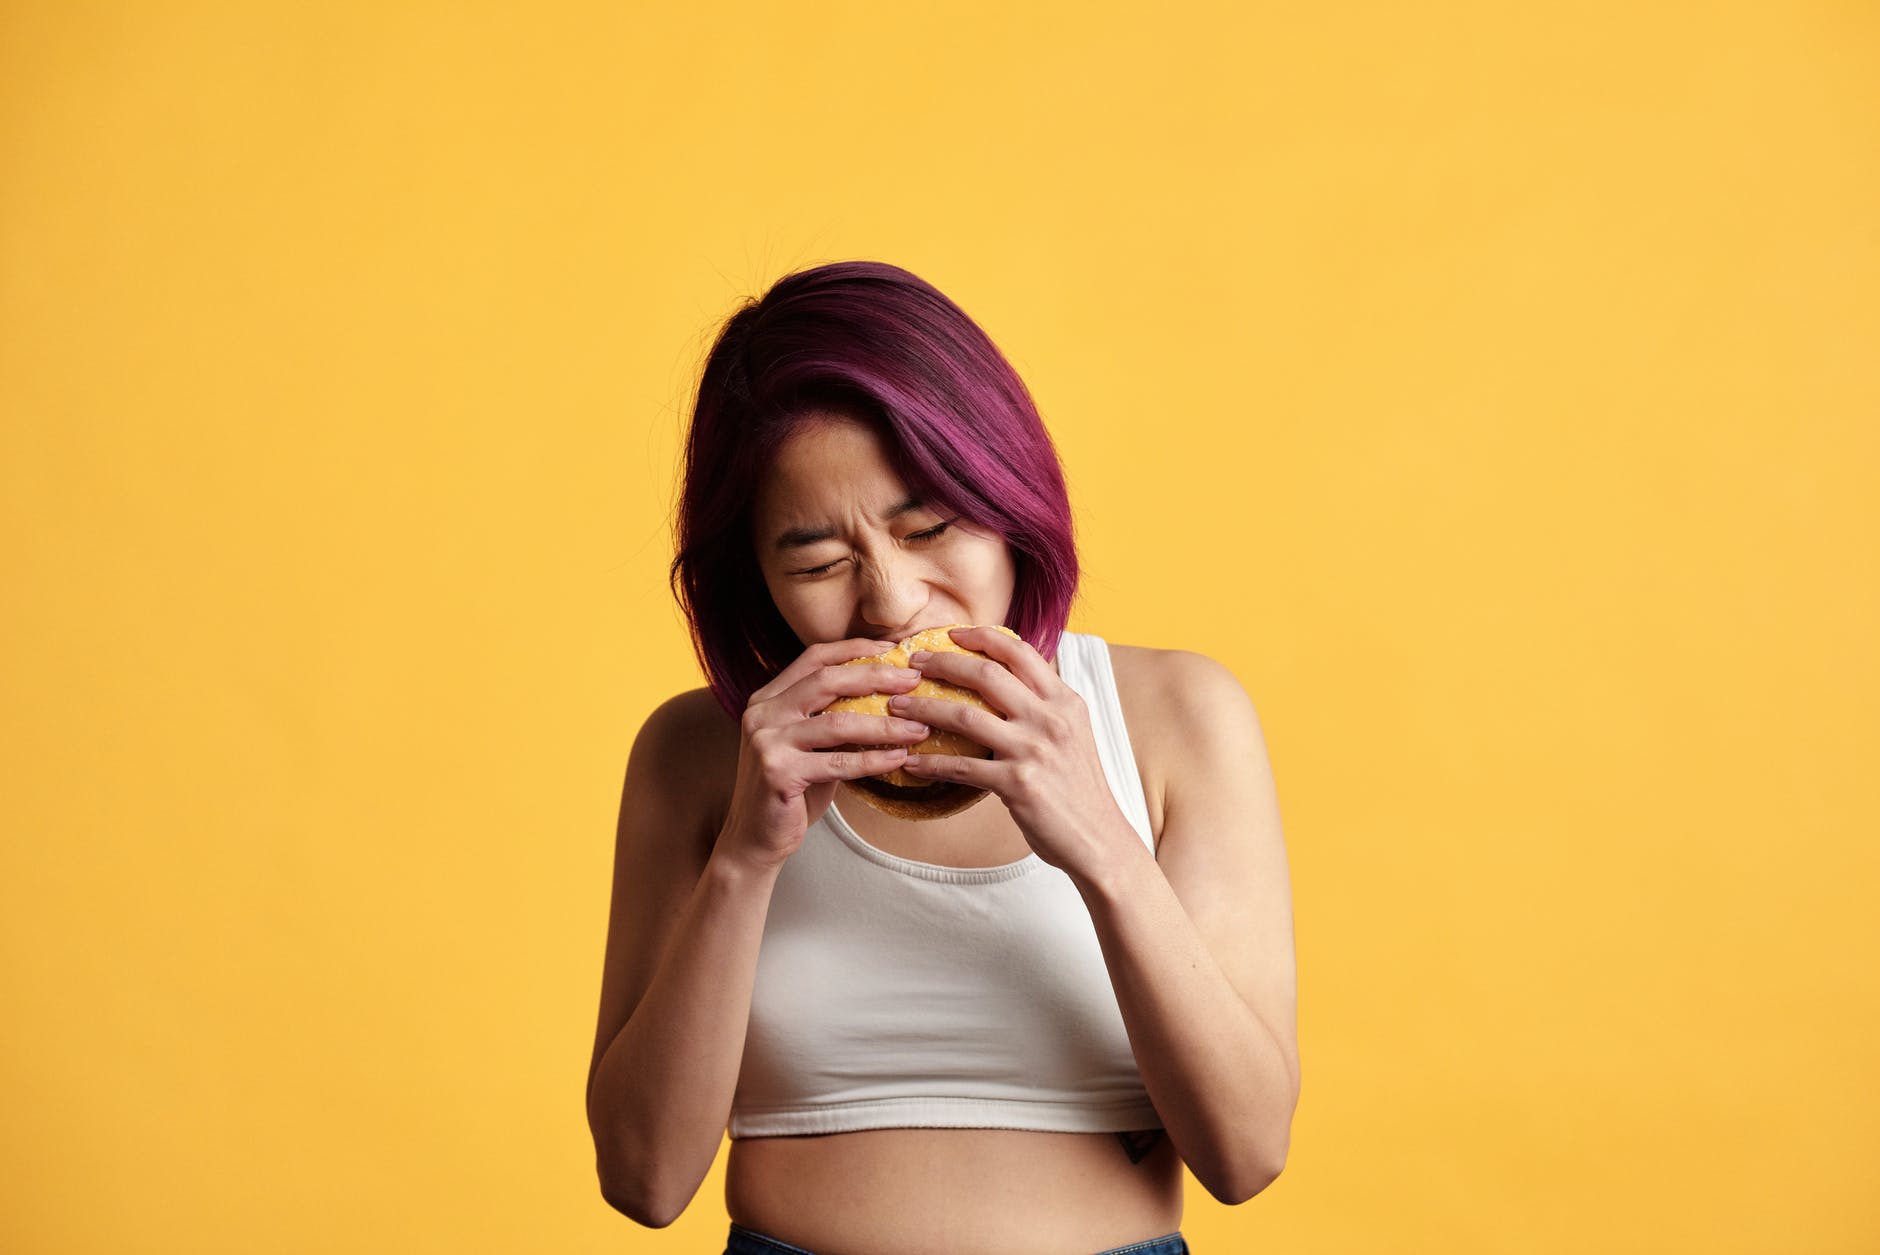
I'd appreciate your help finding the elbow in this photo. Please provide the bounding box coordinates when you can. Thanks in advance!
[1199,1129,1290,1206]
[593,1133,693,1229]
[588,1086,712,1227]
[598,1172,687,1229]
[1209,1074,1299,1204]
[1205,1155,1285,1206]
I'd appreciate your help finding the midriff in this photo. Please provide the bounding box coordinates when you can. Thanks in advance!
[726,1126,1183,1255]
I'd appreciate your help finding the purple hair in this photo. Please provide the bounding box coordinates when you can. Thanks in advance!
[668,260,1081,720]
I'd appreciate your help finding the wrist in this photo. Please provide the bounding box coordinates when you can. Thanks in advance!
[1068,819,1160,905]
[704,844,788,890]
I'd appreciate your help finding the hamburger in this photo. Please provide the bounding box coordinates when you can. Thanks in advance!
[822,624,1021,820]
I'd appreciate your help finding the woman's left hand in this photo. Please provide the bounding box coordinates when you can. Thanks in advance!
[893,626,1139,880]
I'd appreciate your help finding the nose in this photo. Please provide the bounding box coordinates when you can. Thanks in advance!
[855,551,929,639]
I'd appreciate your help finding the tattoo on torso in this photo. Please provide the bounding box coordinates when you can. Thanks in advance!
[1115,1129,1164,1163]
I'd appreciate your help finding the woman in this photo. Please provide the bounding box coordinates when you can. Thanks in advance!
[586,261,1300,1254]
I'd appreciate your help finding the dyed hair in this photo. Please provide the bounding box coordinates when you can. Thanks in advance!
[668,260,1080,720]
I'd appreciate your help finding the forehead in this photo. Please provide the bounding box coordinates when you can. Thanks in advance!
[755,416,915,521]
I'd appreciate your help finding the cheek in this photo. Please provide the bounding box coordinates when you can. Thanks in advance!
[769,578,850,639]
[955,535,1015,585]
[760,568,800,618]
[758,565,807,618]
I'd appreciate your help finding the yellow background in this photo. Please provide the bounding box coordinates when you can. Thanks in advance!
[2,2,1875,1251]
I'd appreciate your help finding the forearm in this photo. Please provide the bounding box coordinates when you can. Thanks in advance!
[587,848,779,1223]
[1072,832,1297,1203]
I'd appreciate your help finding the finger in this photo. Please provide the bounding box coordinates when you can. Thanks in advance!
[907,647,1036,717]
[801,745,914,784]
[792,710,932,750]
[789,662,924,718]
[901,751,1004,787]
[751,637,899,706]
[885,691,1018,756]
[946,625,1060,699]
[752,637,896,703]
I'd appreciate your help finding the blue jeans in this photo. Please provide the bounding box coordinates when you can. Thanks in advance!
[724,1221,1190,1254]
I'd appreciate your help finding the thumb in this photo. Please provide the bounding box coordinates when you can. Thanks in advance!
[804,780,837,827]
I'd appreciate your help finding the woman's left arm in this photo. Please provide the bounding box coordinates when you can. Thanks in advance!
[899,633,1300,1205]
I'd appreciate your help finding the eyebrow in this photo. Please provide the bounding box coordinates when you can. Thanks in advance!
[773,497,926,552]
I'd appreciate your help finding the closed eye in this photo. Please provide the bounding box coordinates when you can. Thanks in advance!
[911,520,953,543]
[792,520,953,578]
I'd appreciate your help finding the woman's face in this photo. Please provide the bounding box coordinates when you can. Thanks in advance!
[752,414,1017,649]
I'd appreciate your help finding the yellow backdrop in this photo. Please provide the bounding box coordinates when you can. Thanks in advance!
[2,3,1875,1251]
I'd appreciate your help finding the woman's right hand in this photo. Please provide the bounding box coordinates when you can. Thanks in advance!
[716,637,930,874]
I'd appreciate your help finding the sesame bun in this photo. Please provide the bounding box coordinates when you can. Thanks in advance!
[822,624,1020,821]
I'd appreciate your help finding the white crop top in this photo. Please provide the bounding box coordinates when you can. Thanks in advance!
[728,630,1163,1138]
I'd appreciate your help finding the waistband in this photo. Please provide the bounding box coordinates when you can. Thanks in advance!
[724,1221,1190,1255]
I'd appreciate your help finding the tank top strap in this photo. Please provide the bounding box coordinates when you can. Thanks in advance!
[1053,631,1156,854]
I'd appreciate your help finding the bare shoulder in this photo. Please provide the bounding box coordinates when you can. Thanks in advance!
[1104,641,1250,731]
[649,684,740,747]
[636,686,741,848]
[1102,643,1261,844]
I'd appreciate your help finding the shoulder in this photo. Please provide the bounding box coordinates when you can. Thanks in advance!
[1103,640,1264,804]
[632,686,741,845]
[1098,642,1258,837]
[638,685,739,760]
[1104,641,1254,730]
[648,684,740,736]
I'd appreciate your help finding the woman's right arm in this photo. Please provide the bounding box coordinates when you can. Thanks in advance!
[585,646,927,1227]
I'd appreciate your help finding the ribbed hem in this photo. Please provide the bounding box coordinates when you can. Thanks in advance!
[728,1094,1164,1139]
[825,801,1042,882]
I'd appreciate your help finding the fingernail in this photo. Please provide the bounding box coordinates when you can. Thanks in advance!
[897,719,929,734]
[909,650,932,664]
[893,667,920,679]
[888,694,911,709]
